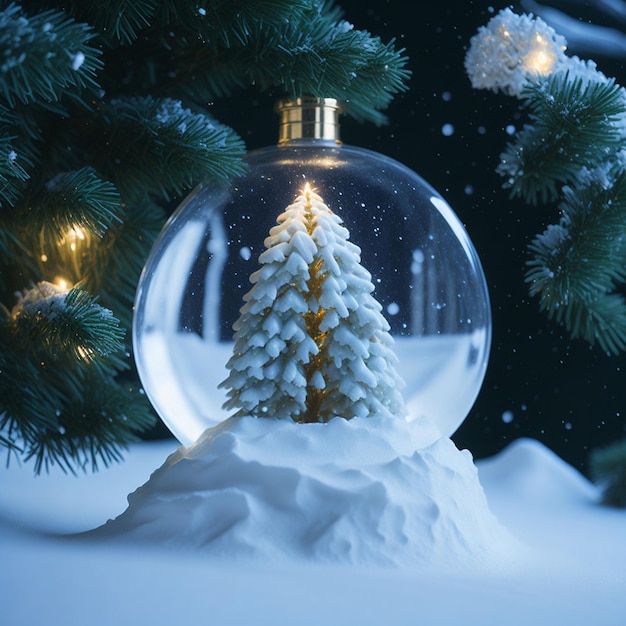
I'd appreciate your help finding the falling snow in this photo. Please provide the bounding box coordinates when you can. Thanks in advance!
[502,410,514,424]
[441,123,454,136]
[71,51,85,71]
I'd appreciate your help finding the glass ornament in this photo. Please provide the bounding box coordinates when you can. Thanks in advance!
[133,98,491,446]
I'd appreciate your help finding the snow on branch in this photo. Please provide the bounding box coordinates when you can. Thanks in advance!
[464,7,567,97]
[0,4,102,107]
[466,8,626,354]
[11,282,125,367]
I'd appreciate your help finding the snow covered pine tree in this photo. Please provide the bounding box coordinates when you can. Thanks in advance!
[220,184,406,423]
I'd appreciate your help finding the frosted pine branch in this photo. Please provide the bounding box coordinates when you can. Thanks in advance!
[525,160,626,353]
[0,4,102,107]
[467,8,626,353]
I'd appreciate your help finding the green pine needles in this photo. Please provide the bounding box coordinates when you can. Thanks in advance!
[466,9,626,355]
[498,74,625,205]
[526,161,626,354]
[1,0,410,472]
[518,74,626,355]
[0,4,102,108]
[466,9,626,506]
[0,283,153,473]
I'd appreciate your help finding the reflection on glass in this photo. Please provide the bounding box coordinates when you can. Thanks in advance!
[134,142,492,445]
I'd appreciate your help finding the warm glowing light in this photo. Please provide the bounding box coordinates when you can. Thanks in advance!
[40,254,48,262]
[77,345,95,360]
[522,47,557,75]
[55,277,70,291]
[302,182,315,196]
[64,225,87,251]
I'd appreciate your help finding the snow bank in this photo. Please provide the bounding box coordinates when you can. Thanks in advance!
[88,416,515,568]
[3,436,625,626]
[478,437,599,507]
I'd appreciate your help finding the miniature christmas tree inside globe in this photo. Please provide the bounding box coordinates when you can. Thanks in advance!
[133,97,491,445]
[219,183,407,424]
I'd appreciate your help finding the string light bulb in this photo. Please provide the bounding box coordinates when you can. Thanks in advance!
[522,33,561,76]
[65,225,87,252]
[37,224,93,285]
[54,277,70,292]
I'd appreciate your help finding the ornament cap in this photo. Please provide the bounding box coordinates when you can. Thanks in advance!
[275,97,344,145]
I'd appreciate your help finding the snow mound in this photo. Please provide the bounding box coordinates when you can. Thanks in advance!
[88,416,515,568]
[478,437,599,507]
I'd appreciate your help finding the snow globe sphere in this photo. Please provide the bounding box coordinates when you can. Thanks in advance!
[133,97,492,446]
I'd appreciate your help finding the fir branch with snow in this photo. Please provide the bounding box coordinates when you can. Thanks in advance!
[526,159,626,354]
[497,73,626,204]
[220,184,406,424]
[0,3,102,108]
[466,8,626,507]
[466,9,626,355]
[1,282,153,474]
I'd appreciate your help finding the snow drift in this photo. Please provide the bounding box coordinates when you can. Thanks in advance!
[3,436,625,626]
[89,415,516,568]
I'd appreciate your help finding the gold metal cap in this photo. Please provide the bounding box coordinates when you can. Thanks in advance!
[275,97,344,144]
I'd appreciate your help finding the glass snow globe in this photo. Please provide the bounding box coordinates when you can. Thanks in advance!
[133,97,492,446]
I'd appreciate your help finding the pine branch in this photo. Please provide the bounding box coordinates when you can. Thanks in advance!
[11,284,126,373]
[59,0,310,47]
[526,165,626,302]
[46,0,309,97]
[0,103,50,212]
[0,351,66,461]
[467,8,626,355]
[188,0,316,51]
[24,167,122,241]
[0,307,67,434]
[0,106,31,206]
[222,4,411,124]
[1,285,155,474]
[60,0,159,46]
[551,293,626,354]
[0,213,25,270]
[498,72,626,204]
[526,163,626,353]
[16,378,154,475]
[0,3,102,108]
[0,138,29,205]
[83,0,410,124]
[91,97,247,199]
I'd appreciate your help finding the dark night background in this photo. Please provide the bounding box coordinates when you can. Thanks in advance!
[196,0,626,475]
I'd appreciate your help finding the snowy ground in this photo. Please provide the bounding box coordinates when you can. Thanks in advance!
[1,427,625,626]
